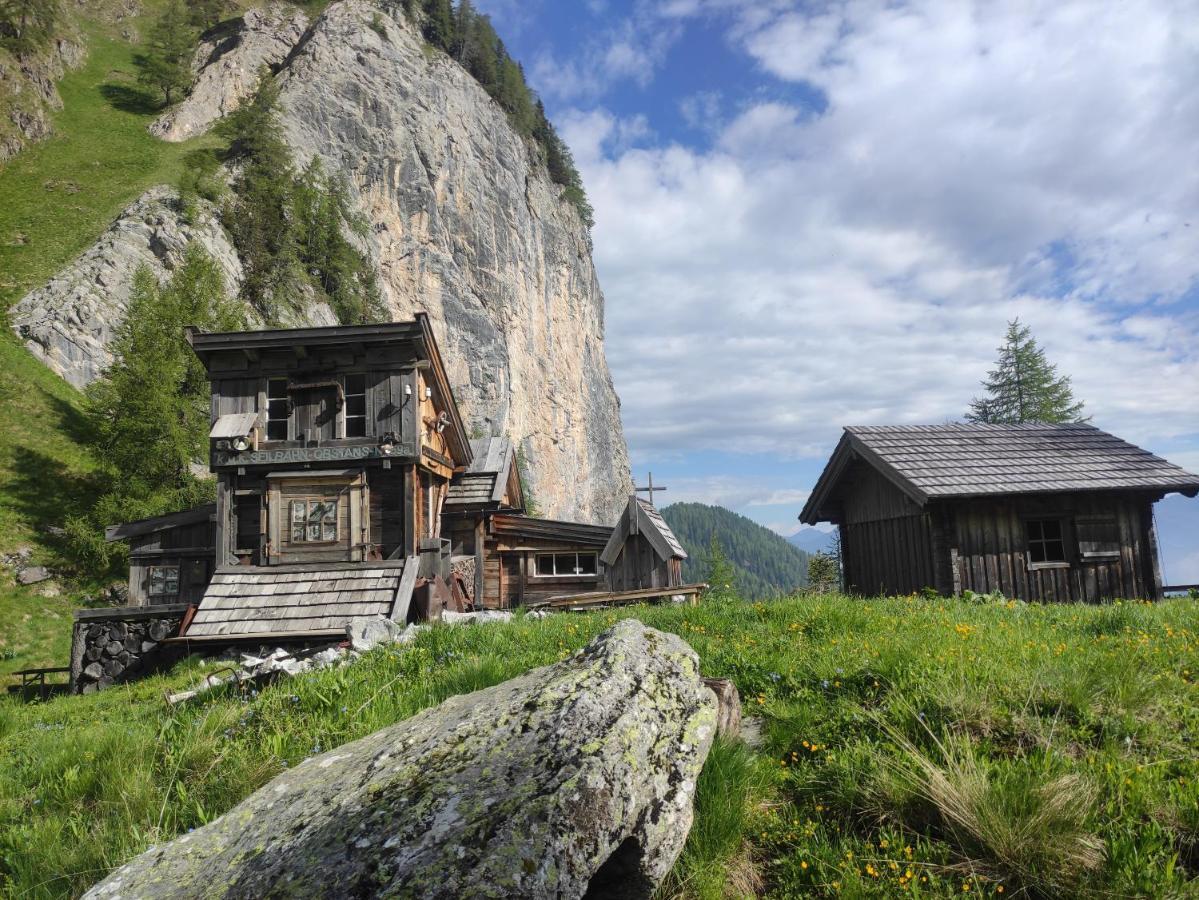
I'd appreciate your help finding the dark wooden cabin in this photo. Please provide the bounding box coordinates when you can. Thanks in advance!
[483,514,613,608]
[601,497,687,592]
[441,436,524,604]
[104,504,216,606]
[174,315,472,639]
[800,424,1199,602]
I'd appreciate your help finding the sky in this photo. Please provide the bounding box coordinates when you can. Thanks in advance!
[473,0,1199,584]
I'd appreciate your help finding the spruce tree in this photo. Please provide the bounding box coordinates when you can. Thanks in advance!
[67,247,243,571]
[0,0,58,54]
[137,0,196,106]
[966,319,1087,425]
[421,0,454,51]
[188,0,232,30]
[702,537,736,598]
[217,70,300,314]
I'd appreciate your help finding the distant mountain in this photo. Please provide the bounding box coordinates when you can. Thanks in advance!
[790,526,837,555]
[659,502,811,598]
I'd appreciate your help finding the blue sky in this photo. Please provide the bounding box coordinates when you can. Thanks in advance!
[475,0,1199,583]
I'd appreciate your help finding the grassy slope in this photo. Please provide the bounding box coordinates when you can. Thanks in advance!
[0,6,232,678]
[2,595,1197,898]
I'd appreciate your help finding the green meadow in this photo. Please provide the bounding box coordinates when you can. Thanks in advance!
[2,593,1196,898]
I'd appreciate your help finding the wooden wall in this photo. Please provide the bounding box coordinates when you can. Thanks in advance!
[606,532,679,592]
[947,493,1159,603]
[127,520,215,605]
[838,466,1163,601]
[842,513,937,597]
[480,538,606,609]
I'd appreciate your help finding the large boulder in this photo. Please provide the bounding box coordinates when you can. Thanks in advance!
[84,620,717,899]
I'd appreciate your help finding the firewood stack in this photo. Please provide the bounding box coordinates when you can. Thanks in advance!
[76,617,176,693]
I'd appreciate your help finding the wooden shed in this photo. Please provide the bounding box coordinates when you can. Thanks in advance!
[601,497,687,592]
[482,514,613,608]
[800,424,1199,602]
[105,504,217,606]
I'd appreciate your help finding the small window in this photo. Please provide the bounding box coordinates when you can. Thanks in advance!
[344,374,367,438]
[1027,518,1067,565]
[535,552,599,577]
[289,499,339,543]
[1076,516,1120,560]
[149,565,180,597]
[266,378,289,441]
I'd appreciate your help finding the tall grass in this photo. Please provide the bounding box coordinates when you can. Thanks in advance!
[2,594,1198,898]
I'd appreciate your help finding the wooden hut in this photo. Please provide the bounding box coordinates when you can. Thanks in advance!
[800,424,1199,602]
[104,504,216,606]
[173,315,472,640]
[601,497,687,591]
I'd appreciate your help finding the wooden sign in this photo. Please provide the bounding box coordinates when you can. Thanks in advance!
[212,443,414,467]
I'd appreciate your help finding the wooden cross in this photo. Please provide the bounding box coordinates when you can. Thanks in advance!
[635,472,667,506]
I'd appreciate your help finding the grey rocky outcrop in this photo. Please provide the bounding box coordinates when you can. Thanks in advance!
[276,1,632,522]
[84,619,716,899]
[150,5,309,142]
[10,187,245,386]
[0,35,85,163]
[11,0,632,523]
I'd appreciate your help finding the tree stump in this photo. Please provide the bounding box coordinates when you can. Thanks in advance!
[702,677,741,739]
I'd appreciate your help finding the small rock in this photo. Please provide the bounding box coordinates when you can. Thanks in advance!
[17,566,50,585]
[441,610,513,625]
[82,662,103,680]
[347,614,402,652]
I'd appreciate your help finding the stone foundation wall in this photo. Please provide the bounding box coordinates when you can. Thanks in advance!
[70,605,189,693]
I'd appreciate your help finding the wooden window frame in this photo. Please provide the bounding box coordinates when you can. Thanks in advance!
[148,564,180,597]
[266,378,290,442]
[533,552,599,578]
[343,373,367,438]
[1025,516,1070,570]
[288,498,340,545]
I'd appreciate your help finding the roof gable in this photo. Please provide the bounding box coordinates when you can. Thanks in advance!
[601,497,688,565]
[445,437,523,511]
[801,423,1199,524]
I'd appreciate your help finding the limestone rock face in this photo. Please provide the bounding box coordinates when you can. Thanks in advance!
[275,1,631,523]
[11,0,632,523]
[0,35,85,163]
[149,5,310,143]
[9,187,248,387]
[83,620,717,899]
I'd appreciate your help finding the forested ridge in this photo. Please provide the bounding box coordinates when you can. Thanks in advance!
[660,502,810,598]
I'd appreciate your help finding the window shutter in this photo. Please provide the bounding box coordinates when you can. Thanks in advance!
[1076,516,1120,559]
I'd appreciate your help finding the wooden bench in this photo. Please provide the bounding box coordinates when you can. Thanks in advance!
[11,666,71,701]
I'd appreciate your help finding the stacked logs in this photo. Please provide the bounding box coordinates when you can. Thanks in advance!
[77,617,177,693]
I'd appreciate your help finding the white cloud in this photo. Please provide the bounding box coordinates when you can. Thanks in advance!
[559,0,1199,462]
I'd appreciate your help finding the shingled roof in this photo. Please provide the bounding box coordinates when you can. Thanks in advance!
[801,423,1199,524]
[185,564,415,639]
[445,437,522,511]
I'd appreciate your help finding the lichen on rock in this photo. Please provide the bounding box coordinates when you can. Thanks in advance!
[83,619,717,899]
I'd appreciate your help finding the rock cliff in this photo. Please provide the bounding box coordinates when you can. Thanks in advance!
[10,0,632,524]
[0,33,85,163]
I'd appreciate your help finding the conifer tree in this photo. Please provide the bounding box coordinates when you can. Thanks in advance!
[217,70,300,313]
[702,537,737,598]
[421,0,454,50]
[966,319,1087,425]
[137,0,196,106]
[188,0,232,30]
[0,0,58,54]
[67,247,243,571]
